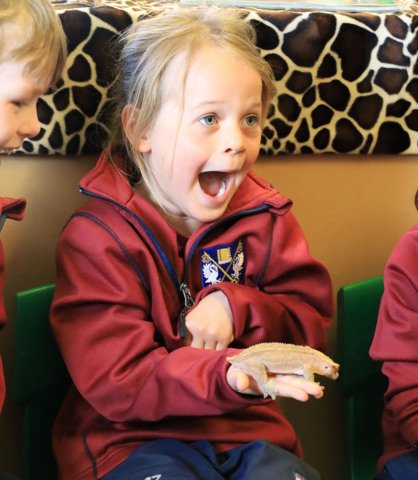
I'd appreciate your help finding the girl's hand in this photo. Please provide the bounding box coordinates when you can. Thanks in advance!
[184,291,234,350]
[226,366,324,401]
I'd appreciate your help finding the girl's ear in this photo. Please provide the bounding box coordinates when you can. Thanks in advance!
[121,105,151,153]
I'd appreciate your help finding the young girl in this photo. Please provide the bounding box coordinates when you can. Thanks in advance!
[50,6,333,480]
[0,0,66,413]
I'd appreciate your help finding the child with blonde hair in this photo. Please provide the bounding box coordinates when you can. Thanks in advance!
[51,6,333,480]
[0,0,66,414]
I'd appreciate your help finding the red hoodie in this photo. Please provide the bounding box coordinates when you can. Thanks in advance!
[0,197,26,412]
[370,224,418,470]
[51,151,333,480]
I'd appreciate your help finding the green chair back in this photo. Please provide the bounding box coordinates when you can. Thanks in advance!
[13,283,70,480]
[336,276,387,480]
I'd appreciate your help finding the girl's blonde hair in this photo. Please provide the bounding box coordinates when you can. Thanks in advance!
[109,5,276,188]
[0,0,67,86]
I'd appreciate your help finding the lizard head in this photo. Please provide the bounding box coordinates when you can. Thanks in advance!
[322,362,339,380]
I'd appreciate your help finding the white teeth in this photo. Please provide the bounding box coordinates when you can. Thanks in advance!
[0,149,14,155]
[216,179,227,197]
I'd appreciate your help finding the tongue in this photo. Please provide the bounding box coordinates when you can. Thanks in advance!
[199,172,226,197]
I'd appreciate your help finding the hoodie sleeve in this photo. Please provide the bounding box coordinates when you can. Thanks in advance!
[370,225,418,446]
[51,214,268,424]
[0,197,26,329]
[195,209,333,352]
[0,197,26,412]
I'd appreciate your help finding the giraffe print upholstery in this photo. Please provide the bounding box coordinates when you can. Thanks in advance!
[19,0,418,156]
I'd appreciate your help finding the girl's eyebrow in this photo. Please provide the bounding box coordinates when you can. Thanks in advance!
[188,100,223,110]
[248,101,263,111]
[189,99,263,111]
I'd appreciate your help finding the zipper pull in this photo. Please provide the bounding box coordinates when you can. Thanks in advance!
[178,283,194,338]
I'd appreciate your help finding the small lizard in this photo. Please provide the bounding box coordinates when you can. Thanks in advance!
[227,342,339,399]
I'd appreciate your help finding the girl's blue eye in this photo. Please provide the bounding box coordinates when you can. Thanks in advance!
[199,115,217,126]
[244,115,259,127]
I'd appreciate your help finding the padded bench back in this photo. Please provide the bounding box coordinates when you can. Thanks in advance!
[18,2,418,156]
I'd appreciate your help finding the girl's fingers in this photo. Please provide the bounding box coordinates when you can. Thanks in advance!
[235,371,251,392]
[190,338,205,349]
[274,382,311,402]
[274,375,324,399]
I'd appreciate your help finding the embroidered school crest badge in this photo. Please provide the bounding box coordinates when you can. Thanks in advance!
[200,239,245,287]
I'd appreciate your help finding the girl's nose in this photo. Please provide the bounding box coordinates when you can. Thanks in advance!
[20,103,41,139]
[224,124,245,155]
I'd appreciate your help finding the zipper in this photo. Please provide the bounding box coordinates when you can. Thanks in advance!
[178,283,194,338]
[178,204,270,336]
[79,187,270,337]
[182,204,269,277]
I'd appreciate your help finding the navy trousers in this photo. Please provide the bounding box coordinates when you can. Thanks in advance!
[373,448,418,480]
[374,469,393,480]
[101,439,320,480]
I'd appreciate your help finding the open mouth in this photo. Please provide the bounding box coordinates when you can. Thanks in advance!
[199,171,230,198]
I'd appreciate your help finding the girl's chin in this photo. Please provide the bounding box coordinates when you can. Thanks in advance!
[193,203,230,225]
